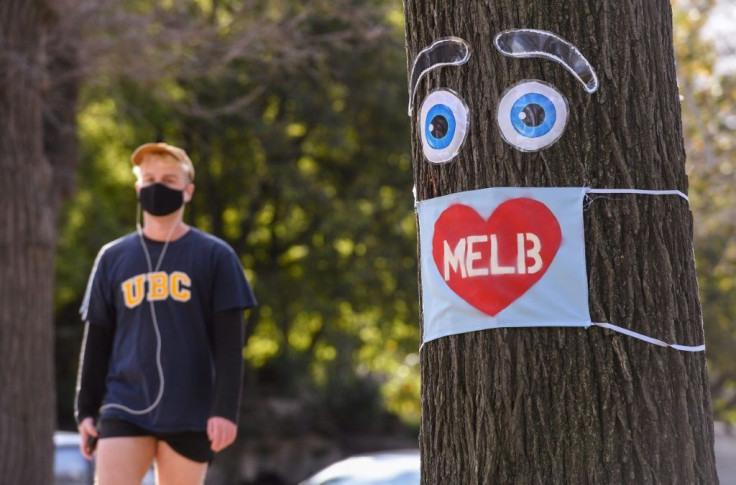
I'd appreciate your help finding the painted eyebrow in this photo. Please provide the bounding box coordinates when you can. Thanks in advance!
[494,29,599,93]
[407,37,471,116]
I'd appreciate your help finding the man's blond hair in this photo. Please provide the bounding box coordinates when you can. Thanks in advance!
[131,142,195,182]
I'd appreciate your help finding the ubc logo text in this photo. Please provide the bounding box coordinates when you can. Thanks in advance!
[121,271,192,308]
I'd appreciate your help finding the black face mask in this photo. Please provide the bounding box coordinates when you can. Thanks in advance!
[138,183,185,216]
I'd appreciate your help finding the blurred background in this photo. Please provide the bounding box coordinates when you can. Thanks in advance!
[48,0,736,483]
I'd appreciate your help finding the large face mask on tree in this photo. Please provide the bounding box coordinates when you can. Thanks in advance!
[409,30,703,352]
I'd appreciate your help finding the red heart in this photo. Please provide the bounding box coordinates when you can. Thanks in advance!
[432,197,562,316]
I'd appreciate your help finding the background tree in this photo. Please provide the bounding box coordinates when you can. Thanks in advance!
[0,0,79,482]
[404,0,719,483]
[674,0,736,424]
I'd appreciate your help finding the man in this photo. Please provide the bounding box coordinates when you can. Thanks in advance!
[75,142,256,484]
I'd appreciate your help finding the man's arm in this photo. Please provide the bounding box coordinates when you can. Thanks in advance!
[75,321,114,423]
[75,321,113,459]
[208,308,245,452]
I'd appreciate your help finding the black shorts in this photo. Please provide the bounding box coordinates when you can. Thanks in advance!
[99,417,214,463]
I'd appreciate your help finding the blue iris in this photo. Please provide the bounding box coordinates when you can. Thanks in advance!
[509,93,557,138]
[424,104,456,150]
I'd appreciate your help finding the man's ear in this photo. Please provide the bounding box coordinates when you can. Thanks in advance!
[184,183,195,203]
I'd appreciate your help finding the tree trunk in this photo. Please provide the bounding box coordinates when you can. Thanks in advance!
[404,1,718,483]
[0,1,78,482]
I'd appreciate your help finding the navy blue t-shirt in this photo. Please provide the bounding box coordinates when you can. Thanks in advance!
[80,228,256,432]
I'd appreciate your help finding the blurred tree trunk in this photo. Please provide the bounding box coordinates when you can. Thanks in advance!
[404,0,718,483]
[0,0,78,482]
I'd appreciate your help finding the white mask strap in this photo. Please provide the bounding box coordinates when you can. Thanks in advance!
[592,322,705,352]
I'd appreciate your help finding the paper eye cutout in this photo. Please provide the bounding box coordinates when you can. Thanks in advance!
[497,80,568,152]
[419,90,470,163]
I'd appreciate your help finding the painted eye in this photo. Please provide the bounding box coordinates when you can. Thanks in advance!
[497,80,568,152]
[419,90,469,163]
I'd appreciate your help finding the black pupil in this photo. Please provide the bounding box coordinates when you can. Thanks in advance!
[430,115,449,139]
[521,104,546,127]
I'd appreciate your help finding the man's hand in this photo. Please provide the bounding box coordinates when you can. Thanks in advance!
[207,416,237,452]
[77,417,98,460]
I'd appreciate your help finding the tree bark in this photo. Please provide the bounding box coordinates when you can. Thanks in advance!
[404,1,718,483]
[0,1,78,482]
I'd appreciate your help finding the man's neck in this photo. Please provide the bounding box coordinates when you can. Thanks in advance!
[142,211,189,242]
